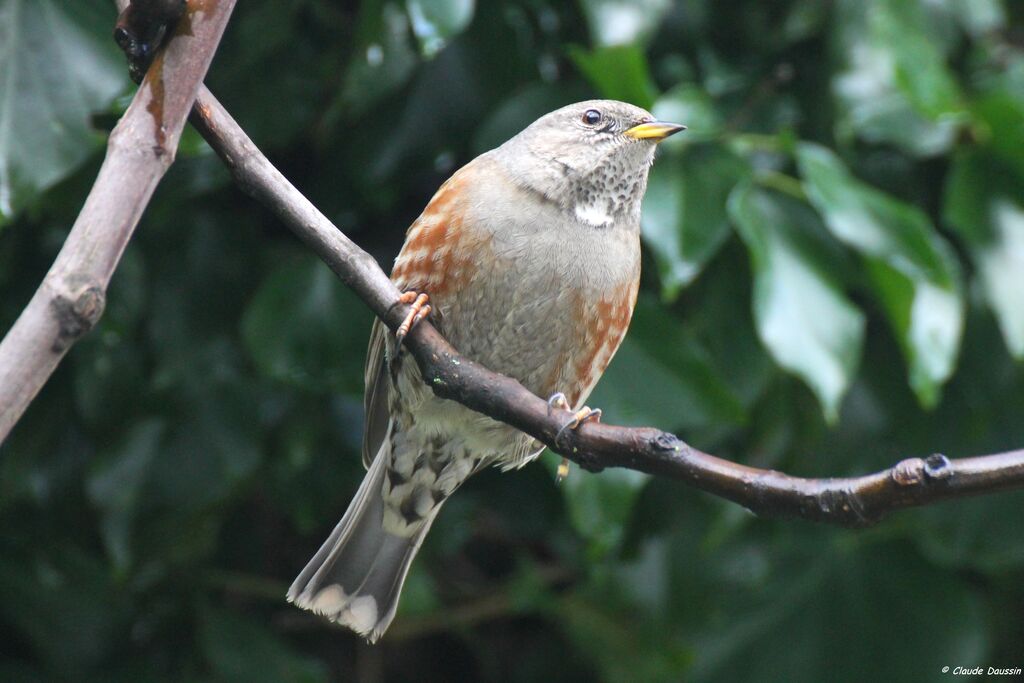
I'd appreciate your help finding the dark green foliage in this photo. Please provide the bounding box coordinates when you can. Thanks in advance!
[2,0,1023,680]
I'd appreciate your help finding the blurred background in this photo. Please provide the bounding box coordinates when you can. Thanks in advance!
[2,0,1024,680]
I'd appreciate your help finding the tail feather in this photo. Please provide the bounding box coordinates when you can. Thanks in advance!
[287,451,435,642]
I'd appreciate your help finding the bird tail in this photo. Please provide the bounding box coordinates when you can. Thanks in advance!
[287,450,434,642]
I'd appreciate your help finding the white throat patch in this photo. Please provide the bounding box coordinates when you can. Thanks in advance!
[574,201,613,227]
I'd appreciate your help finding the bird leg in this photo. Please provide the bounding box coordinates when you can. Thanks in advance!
[394,291,432,348]
[547,392,602,482]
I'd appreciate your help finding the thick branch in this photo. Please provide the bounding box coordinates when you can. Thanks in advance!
[186,88,1024,528]
[0,0,236,443]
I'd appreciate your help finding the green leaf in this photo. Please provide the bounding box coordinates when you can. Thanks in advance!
[944,150,1024,359]
[0,0,127,224]
[405,0,475,58]
[641,144,748,299]
[974,93,1024,185]
[578,0,672,47]
[569,45,658,110]
[589,296,747,432]
[870,0,962,119]
[729,182,864,422]
[200,607,327,683]
[831,0,963,156]
[242,256,374,393]
[651,84,722,144]
[797,143,963,407]
[685,243,777,412]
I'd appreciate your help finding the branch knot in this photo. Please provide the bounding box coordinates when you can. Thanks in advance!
[923,453,953,480]
[50,282,106,352]
[892,458,927,487]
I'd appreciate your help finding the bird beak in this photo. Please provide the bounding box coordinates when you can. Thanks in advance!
[624,121,687,142]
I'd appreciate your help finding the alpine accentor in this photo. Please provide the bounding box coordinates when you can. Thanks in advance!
[288,100,684,641]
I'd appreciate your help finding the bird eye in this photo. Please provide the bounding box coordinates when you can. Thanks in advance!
[582,109,602,125]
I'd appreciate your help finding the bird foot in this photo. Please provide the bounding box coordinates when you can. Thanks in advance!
[546,392,602,482]
[394,291,431,348]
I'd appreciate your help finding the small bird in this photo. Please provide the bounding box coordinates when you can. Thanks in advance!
[287,100,684,641]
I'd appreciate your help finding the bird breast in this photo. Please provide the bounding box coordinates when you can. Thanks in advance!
[392,155,640,407]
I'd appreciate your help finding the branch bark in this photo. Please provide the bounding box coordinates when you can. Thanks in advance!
[0,0,237,443]
[185,87,1024,529]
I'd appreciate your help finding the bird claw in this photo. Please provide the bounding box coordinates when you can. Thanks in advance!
[547,392,571,415]
[556,406,602,445]
[394,291,431,350]
[546,392,601,483]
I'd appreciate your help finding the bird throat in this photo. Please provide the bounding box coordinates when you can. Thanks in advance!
[569,159,648,228]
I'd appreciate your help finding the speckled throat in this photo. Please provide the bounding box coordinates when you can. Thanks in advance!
[568,154,651,227]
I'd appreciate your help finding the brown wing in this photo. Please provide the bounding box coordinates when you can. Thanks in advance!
[391,161,491,296]
[361,161,485,468]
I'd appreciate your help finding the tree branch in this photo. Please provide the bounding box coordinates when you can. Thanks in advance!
[185,86,1024,529]
[0,0,237,443]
